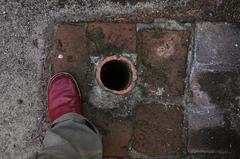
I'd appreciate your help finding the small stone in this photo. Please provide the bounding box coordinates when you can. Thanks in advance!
[17,99,23,104]
[57,54,63,59]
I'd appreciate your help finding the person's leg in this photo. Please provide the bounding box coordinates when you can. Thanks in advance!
[35,73,102,159]
[37,113,102,159]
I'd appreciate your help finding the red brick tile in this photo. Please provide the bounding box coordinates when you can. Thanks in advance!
[87,23,136,55]
[52,24,90,98]
[53,23,137,157]
[53,24,88,72]
[133,103,184,156]
[84,106,132,157]
[102,121,132,157]
[139,29,191,97]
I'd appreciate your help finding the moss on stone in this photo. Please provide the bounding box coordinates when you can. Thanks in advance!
[86,27,105,52]
[152,28,165,39]
[136,30,143,67]
[67,55,75,63]
[86,27,130,56]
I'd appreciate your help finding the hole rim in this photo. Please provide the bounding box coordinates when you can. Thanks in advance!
[96,55,137,95]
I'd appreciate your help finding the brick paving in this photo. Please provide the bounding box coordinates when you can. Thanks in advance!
[53,24,90,98]
[52,21,240,158]
[133,103,184,156]
[84,106,132,157]
[138,29,191,97]
[87,23,136,55]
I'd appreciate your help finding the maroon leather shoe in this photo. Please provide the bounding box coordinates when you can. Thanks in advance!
[48,72,82,122]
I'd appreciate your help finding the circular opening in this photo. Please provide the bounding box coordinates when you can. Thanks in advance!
[100,60,131,91]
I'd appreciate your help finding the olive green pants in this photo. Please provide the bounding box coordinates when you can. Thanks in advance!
[35,113,102,159]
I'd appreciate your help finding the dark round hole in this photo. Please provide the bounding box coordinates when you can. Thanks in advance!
[100,60,131,91]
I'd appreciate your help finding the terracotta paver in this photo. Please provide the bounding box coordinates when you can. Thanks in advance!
[87,23,136,55]
[84,106,132,158]
[53,24,88,73]
[133,103,184,156]
[53,23,136,158]
[138,29,191,97]
[52,24,91,98]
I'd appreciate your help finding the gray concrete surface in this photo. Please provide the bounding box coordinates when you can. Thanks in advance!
[0,1,192,158]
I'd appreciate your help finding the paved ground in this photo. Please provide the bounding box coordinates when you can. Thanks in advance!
[52,21,240,158]
[0,0,240,159]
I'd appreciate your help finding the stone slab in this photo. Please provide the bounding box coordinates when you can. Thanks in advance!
[190,70,240,107]
[195,23,240,68]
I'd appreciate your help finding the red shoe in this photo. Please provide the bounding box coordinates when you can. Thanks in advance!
[48,72,82,122]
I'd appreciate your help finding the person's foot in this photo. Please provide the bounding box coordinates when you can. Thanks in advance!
[48,72,82,122]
